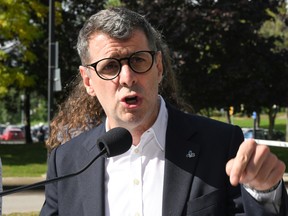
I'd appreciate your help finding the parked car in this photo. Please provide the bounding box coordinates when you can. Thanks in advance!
[0,125,25,144]
[270,130,285,141]
[242,128,285,141]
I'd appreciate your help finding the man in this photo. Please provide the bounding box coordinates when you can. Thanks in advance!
[41,7,288,216]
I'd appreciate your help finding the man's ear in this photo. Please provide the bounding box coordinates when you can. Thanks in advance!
[79,66,96,96]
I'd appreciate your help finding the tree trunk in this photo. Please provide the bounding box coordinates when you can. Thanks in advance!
[268,106,277,140]
[24,90,33,144]
[256,112,261,128]
[226,109,231,124]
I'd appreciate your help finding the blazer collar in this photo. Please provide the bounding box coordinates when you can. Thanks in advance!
[162,104,201,216]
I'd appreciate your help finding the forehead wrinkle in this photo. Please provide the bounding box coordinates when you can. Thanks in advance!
[106,47,130,58]
[88,30,149,62]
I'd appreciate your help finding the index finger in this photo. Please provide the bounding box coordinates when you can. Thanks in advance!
[229,139,257,186]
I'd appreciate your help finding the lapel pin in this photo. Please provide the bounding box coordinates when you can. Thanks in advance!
[186,150,196,158]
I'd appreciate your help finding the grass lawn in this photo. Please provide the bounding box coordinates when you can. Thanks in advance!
[212,113,287,132]
[270,146,288,172]
[0,143,47,177]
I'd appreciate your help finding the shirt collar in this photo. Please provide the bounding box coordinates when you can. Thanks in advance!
[148,96,168,151]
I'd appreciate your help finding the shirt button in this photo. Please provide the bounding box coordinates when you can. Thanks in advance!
[134,149,139,154]
[133,179,140,185]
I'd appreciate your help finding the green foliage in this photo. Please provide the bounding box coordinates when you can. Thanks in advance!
[0,91,47,125]
[123,0,288,134]
[105,0,124,8]
[1,0,288,137]
[0,88,21,124]
[30,95,48,124]
[0,0,43,43]
[0,0,48,96]
[259,3,288,52]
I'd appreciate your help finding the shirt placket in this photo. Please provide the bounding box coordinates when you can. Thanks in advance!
[130,144,143,216]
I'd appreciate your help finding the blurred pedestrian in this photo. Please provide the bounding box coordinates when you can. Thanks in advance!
[37,124,45,143]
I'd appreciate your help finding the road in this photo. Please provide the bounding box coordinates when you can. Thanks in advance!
[2,189,44,214]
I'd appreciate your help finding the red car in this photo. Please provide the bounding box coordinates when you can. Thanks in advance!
[0,126,25,144]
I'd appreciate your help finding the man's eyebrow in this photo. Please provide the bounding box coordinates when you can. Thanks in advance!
[107,52,120,58]
[107,50,136,59]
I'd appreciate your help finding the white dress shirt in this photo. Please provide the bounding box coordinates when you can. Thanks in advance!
[105,96,168,216]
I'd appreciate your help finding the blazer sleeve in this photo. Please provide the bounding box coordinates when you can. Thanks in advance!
[40,148,59,216]
[241,182,288,216]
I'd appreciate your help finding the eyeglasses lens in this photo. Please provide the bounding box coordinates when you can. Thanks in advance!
[94,51,154,80]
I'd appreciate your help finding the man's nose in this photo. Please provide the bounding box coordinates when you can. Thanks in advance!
[118,63,137,87]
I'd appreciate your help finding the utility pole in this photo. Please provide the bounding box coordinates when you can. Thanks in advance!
[48,0,55,130]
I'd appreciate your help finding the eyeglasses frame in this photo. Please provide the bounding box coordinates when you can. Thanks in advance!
[84,50,158,80]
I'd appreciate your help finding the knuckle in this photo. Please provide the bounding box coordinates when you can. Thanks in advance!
[238,154,249,165]
[247,139,257,148]
[257,144,270,155]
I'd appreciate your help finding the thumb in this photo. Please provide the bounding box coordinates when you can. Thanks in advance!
[226,159,234,176]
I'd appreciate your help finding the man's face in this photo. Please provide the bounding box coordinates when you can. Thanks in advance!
[79,30,163,133]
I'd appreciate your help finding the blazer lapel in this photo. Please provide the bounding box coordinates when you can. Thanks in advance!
[162,105,201,216]
[79,124,106,216]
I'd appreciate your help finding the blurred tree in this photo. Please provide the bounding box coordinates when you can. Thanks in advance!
[258,3,288,138]
[52,0,106,106]
[0,0,48,143]
[0,0,47,95]
[0,88,21,124]
[3,0,286,141]
[123,0,288,131]
[52,0,125,109]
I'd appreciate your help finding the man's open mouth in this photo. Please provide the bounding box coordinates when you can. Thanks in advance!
[125,96,138,105]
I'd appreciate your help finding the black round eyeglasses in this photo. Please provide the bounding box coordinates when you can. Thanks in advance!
[84,50,157,80]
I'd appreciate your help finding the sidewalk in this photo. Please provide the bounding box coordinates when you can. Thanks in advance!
[1,177,46,214]
[3,176,46,187]
[2,189,44,214]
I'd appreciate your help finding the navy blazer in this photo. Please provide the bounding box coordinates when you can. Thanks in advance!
[40,104,288,216]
